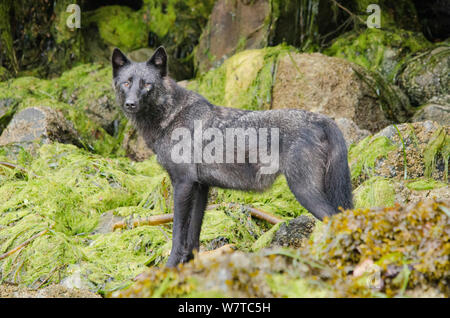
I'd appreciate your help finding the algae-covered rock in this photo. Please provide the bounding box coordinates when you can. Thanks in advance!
[308,198,449,297]
[189,46,289,110]
[349,121,449,187]
[114,198,449,298]
[0,64,126,156]
[113,249,331,298]
[0,107,82,149]
[324,28,432,82]
[85,6,149,52]
[397,46,450,106]
[0,283,100,298]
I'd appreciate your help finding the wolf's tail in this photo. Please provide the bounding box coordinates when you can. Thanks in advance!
[322,120,354,212]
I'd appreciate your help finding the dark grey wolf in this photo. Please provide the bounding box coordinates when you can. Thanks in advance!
[112,47,353,267]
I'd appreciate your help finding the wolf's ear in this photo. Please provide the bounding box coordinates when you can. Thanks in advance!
[112,48,130,77]
[147,46,168,77]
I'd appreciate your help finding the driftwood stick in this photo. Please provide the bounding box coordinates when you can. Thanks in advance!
[0,161,38,177]
[112,213,174,231]
[0,229,49,261]
[112,203,283,231]
[207,203,283,225]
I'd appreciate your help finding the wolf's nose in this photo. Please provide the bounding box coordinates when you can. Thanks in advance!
[125,101,136,109]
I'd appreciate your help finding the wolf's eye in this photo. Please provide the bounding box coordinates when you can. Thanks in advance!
[144,83,152,89]
[123,81,130,88]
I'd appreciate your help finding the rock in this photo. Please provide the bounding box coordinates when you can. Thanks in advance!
[271,215,316,249]
[335,118,371,147]
[0,107,82,149]
[122,124,153,162]
[349,121,449,188]
[194,0,349,74]
[272,52,396,132]
[397,46,450,106]
[412,95,450,126]
[195,0,272,74]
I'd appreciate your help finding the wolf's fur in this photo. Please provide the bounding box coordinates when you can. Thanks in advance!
[112,47,353,267]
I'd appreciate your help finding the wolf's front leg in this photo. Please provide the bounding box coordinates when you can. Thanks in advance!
[166,181,195,267]
[184,183,209,261]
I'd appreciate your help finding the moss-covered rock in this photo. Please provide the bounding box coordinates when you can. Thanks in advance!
[0,64,125,156]
[324,28,432,82]
[114,198,449,298]
[349,121,449,188]
[85,6,149,52]
[397,45,450,106]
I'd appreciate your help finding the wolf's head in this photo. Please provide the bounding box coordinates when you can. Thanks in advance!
[112,46,168,115]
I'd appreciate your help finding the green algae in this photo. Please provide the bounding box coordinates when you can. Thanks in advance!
[189,45,293,110]
[406,178,447,191]
[423,126,449,182]
[325,28,432,82]
[353,177,395,209]
[348,135,396,182]
[85,6,149,52]
[0,142,306,292]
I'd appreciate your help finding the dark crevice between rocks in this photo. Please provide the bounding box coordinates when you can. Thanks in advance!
[81,0,143,11]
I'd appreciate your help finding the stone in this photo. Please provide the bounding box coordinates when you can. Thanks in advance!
[272,53,395,132]
[0,107,82,149]
[397,46,450,106]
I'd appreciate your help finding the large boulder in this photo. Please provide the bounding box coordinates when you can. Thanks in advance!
[397,46,450,106]
[271,52,409,132]
[0,107,82,149]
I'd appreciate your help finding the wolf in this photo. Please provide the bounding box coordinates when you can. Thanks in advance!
[112,46,353,267]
